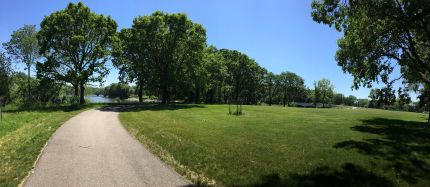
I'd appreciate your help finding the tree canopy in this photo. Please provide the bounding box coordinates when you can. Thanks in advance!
[2,25,39,104]
[312,0,430,87]
[311,0,430,123]
[113,11,206,104]
[37,2,117,104]
[315,78,334,107]
[0,52,12,105]
[1,2,401,112]
[279,71,306,107]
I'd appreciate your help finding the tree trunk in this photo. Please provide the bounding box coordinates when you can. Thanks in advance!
[138,84,143,103]
[427,112,430,128]
[283,90,286,107]
[269,96,272,106]
[322,92,326,108]
[269,90,273,106]
[236,100,239,115]
[427,96,430,128]
[223,88,227,104]
[79,83,85,104]
[195,88,200,104]
[161,87,169,104]
[427,87,430,128]
[74,84,79,97]
[218,85,222,104]
[228,99,231,114]
[27,65,31,104]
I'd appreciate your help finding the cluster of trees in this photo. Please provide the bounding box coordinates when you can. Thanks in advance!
[311,0,430,126]
[101,83,133,99]
[366,87,429,112]
[3,1,428,118]
[0,3,116,106]
[111,11,341,107]
[0,2,379,109]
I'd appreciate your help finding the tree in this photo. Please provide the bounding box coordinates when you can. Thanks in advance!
[357,99,369,108]
[37,2,117,104]
[398,87,412,110]
[112,28,146,102]
[2,25,39,104]
[0,52,12,106]
[368,89,379,108]
[221,49,264,105]
[265,72,281,106]
[114,12,206,104]
[333,93,345,105]
[368,87,397,109]
[279,71,306,107]
[311,0,430,125]
[315,78,334,107]
[418,85,430,112]
[203,46,227,104]
[104,83,131,99]
[345,95,358,106]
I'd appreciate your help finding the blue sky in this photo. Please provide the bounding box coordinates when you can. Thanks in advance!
[0,0,408,99]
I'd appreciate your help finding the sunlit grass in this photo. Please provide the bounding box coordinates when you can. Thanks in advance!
[119,104,429,186]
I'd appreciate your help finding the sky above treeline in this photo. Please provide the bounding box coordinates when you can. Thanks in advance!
[0,0,410,99]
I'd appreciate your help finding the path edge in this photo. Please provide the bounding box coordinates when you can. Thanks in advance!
[18,108,92,187]
[118,113,218,186]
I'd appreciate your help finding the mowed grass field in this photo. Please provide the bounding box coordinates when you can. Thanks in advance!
[119,104,430,187]
[0,106,94,187]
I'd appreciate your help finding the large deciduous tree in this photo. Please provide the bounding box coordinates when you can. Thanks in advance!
[220,49,265,105]
[264,72,281,106]
[37,2,117,104]
[279,71,306,107]
[315,78,334,108]
[203,46,227,104]
[2,25,39,104]
[113,11,206,104]
[311,0,430,125]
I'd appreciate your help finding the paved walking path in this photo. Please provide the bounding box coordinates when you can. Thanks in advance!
[24,107,190,187]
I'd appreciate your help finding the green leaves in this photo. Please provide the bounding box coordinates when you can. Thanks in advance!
[311,0,430,90]
[279,71,306,106]
[315,78,334,107]
[38,2,117,104]
[2,25,39,67]
[113,12,207,103]
[0,52,12,105]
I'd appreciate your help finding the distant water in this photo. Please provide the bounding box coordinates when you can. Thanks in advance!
[85,95,114,103]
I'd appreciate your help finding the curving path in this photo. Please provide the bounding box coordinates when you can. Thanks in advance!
[24,107,190,187]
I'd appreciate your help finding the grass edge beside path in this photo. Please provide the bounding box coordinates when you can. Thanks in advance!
[123,123,218,186]
[0,104,99,187]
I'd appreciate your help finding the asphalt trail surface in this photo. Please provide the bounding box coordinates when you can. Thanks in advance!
[24,107,190,187]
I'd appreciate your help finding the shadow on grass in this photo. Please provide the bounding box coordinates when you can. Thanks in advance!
[334,118,430,185]
[252,163,393,187]
[98,104,207,113]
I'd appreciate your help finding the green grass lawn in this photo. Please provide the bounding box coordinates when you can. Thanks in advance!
[0,105,94,187]
[119,104,430,187]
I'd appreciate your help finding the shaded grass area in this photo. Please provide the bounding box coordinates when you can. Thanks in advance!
[0,104,98,187]
[119,104,430,186]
